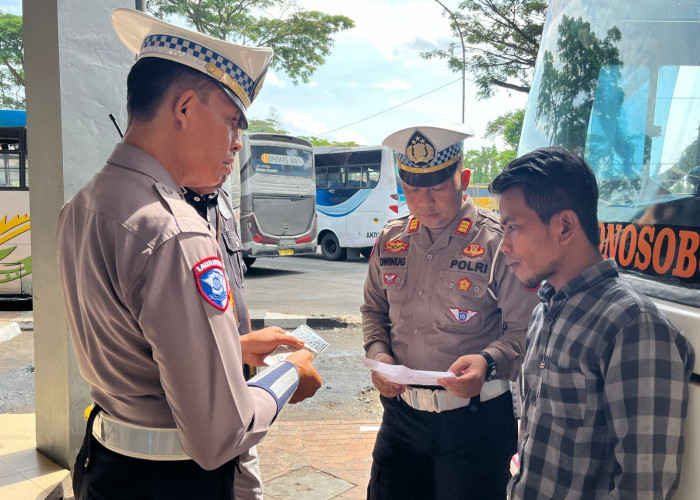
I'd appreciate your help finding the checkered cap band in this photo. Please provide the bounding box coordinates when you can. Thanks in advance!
[397,142,463,172]
[141,34,256,108]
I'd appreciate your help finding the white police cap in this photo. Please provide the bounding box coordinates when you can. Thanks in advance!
[383,122,474,187]
[111,8,274,129]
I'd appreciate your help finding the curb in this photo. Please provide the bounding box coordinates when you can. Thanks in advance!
[0,321,22,343]
[249,311,361,330]
[0,312,360,344]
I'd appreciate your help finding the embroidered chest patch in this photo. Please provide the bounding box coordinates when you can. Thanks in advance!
[193,257,229,311]
[383,273,399,285]
[463,243,485,257]
[458,277,472,291]
[449,308,478,323]
[385,239,409,253]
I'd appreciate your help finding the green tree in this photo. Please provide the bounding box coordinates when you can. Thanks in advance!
[423,0,547,99]
[247,108,289,134]
[0,11,25,109]
[485,109,524,149]
[464,145,516,184]
[300,136,359,147]
[536,16,622,149]
[149,0,354,84]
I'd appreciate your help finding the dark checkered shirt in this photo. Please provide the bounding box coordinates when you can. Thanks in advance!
[509,259,695,499]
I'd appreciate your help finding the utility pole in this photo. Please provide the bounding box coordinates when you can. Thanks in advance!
[434,0,466,124]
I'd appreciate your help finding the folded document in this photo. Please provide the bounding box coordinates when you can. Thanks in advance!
[361,358,455,385]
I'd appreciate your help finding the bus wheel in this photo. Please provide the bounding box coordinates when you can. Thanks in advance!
[321,233,347,261]
[243,256,256,268]
[359,247,373,259]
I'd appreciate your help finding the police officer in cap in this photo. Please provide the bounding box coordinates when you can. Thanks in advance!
[56,9,321,499]
[362,123,539,499]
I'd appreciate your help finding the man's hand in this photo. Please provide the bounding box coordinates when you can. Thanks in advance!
[286,349,322,403]
[240,326,305,366]
[437,354,487,399]
[370,353,406,398]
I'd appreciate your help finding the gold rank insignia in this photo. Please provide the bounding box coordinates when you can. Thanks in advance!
[455,217,473,235]
[407,217,420,233]
[463,243,485,257]
[458,277,472,291]
[385,239,409,253]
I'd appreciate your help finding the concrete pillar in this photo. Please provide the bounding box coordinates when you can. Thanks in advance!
[23,0,134,467]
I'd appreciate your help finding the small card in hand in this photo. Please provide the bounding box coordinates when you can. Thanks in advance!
[263,324,329,365]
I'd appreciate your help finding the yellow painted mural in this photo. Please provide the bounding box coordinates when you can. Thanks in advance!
[0,214,32,284]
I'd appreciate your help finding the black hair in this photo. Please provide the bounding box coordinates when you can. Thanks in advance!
[489,146,600,246]
[126,58,217,122]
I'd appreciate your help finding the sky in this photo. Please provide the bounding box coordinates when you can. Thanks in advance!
[1,0,530,149]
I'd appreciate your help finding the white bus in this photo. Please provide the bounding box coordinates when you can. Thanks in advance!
[314,145,409,260]
[522,0,699,495]
[237,133,317,266]
[0,109,32,302]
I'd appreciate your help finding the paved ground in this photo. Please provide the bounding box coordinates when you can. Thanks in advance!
[0,308,382,499]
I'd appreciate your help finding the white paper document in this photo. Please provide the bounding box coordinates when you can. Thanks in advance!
[263,325,329,366]
[361,358,455,386]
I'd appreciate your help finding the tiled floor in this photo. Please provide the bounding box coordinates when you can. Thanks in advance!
[0,414,68,499]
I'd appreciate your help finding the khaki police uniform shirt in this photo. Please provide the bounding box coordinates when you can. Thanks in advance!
[362,199,539,379]
[56,143,278,470]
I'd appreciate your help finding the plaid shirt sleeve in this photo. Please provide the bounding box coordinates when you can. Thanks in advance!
[604,310,693,496]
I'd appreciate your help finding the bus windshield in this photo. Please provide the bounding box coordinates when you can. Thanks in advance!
[520,0,699,293]
[249,145,313,177]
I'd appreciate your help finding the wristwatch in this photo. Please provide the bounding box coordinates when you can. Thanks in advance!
[479,351,498,381]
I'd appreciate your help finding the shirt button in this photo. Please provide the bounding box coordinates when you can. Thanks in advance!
[427,254,433,260]
[413,329,419,335]
[396,277,401,283]
[448,283,454,289]
[418,290,423,297]
[194,196,200,202]
[474,286,480,292]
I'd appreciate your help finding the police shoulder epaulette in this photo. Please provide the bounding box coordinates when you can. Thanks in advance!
[477,208,503,233]
[154,182,209,234]
[384,214,409,230]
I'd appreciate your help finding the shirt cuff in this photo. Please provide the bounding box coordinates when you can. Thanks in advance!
[366,342,392,360]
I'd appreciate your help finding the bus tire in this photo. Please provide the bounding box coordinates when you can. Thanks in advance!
[359,247,373,259]
[321,233,347,261]
[243,256,256,268]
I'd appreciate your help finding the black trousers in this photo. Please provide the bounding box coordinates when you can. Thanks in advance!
[367,391,517,500]
[72,407,237,500]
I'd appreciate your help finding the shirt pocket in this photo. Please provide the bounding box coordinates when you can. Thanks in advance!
[540,361,587,428]
[379,267,407,320]
[435,269,489,331]
[222,230,245,287]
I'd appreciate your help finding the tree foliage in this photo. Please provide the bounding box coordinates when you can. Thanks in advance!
[464,145,516,184]
[485,108,524,149]
[300,136,359,147]
[536,16,622,149]
[0,11,25,109]
[148,0,354,84]
[423,0,547,99]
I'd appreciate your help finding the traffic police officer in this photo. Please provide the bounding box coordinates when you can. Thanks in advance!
[56,9,321,499]
[362,123,539,499]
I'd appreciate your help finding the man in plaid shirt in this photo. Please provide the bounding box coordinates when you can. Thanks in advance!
[489,146,695,499]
